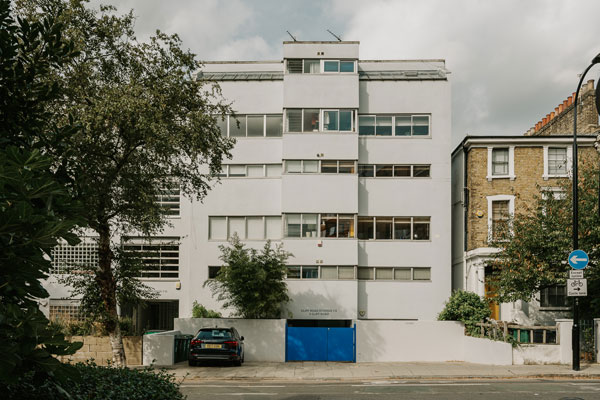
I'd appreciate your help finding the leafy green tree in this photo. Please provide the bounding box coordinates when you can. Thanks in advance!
[438,290,491,334]
[191,301,222,318]
[487,158,600,317]
[205,236,292,319]
[0,0,82,386]
[17,0,234,366]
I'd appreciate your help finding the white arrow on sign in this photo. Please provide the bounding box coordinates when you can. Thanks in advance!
[570,256,588,264]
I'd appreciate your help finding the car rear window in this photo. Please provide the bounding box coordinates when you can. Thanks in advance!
[196,329,233,339]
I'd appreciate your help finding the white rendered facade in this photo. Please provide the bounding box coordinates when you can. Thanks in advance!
[43,41,451,327]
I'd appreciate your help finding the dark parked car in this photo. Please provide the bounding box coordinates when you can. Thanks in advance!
[188,327,245,366]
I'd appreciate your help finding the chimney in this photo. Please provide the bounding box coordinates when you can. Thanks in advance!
[563,100,568,109]
[559,104,564,113]
[550,111,555,120]
[567,96,573,106]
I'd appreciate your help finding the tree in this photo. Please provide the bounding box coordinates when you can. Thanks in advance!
[205,236,292,319]
[438,290,491,334]
[191,301,222,318]
[0,0,82,386]
[487,158,600,317]
[17,0,235,366]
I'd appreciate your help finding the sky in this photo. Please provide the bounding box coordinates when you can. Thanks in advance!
[92,0,600,146]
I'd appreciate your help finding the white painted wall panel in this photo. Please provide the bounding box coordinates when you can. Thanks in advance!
[283,280,358,320]
[284,75,358,108]
[282,134,358,160]
[282,175,358,213]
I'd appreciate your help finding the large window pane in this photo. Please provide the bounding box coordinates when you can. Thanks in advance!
[208,266,221,279]
[376,116,392,136]
[321,161,338,173]
[413,116,430,136]
[228,217,246,239]
[548,147,567,175]
[359,116,375,136]
[303,160,319,173]
[413,217,430,240]
[285,214,301,237]
[247,115,264,137]
[285,160,302,173]
[339,161,355,174]
[324,61,339,72]
[302,266,319,279]
[230,115,246,137]
[209,217,226,240]
[229,165,246,177]
[394,268,411,280]
[375,268,393,280]
[302,214,318,238]
[393,165,411,177]
[247,165,264,177]
[304,109,320,132]
[303,59,320,73]
[413,268,431,280]
[357,217,374,239]
[287,109,302,132]
[358,165,374,177]
[321,214,338,238]
[287,266,301,279]
[340,110,352,131]
[357,267,373,280]
[246,217,264,239]
[395,116,411,136]
[216,116,228,137]
[375,217,393,239]
[375,165,393,177]
[338,266,355,279]
[338,214,355,238]
[265,216,282,239]
[394,218,411,240]
[265,164,282,177]
[323,110,339,131]
[265,115,282,137]
[413,165,430,177]
[492,148,509,175]
[321,266,337,279]
[340,61,354,72]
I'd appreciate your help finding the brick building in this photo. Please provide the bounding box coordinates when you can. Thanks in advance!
[451,135,598,324]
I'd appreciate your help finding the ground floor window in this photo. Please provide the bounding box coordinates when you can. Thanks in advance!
[540,285,569,308]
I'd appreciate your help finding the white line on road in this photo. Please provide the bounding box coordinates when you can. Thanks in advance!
[181,385,285,388]
[351,383,491,387]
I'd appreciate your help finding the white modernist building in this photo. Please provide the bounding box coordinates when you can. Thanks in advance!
[43,41,452,331]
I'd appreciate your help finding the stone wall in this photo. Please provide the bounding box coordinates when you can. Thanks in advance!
[60,336,143,366]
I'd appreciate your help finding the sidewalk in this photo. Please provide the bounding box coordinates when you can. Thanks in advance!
[163,361,600,383]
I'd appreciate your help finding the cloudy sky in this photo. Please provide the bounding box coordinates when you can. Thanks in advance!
[93,0,600,146]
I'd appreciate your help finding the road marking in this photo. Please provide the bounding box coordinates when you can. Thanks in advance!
[181,385,285,388]
[351,383,490,387]
[211,394,277,396]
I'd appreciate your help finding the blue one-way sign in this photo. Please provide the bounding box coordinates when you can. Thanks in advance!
[569,250,589,269]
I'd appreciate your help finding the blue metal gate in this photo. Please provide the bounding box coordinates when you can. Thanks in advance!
[286,325,355,362]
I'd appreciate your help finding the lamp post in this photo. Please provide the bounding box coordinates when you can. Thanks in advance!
[571,53,600,371]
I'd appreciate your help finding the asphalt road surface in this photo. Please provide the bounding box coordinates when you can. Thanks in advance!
[180,379,600,399]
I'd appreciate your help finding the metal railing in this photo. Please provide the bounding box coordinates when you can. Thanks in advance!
[475,321,558,344]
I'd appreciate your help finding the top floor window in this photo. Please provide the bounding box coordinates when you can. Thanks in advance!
[543,146,571,179]
[487,146,515,181]
[218,114,282,137]
[286,109,355,133]
[491,148,509,176]
[287,59,356,74]
[359,115,430,137]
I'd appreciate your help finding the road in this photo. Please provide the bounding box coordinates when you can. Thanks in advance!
[180,379,600,399]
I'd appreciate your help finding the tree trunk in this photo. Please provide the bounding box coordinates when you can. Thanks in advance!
[97,221,126,366]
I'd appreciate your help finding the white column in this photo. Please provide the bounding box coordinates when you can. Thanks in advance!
[556,319,573,364]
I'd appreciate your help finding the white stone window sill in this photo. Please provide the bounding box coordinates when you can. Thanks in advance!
[486,174,516,181]
[543,174,569,181]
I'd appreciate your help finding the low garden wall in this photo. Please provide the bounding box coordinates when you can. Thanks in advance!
[60,336,143,366]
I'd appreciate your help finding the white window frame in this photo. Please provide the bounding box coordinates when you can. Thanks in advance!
[487,146,515,181]
[487,195,515,240]
[543,145,572,180]
[358,114,432,137]
[208,216,282,241]
[284,109,356,133]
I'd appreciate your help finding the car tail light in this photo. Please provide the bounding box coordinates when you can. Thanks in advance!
[224,340,238,349]
[191,339,203,346]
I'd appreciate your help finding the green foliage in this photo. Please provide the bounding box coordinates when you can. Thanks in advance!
[438,290,491,334]
[0,0,83,385]
[191,301,222,318]
[7,362,184,400]
[50,317,136,337]
[205,235,292,319]
[487,159,600,317]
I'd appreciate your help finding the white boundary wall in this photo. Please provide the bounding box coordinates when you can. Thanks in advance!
[175,318,286,362]
[143,330,180,366]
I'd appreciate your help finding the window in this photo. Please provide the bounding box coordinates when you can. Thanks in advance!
[321,214,338,238]
[287,59,355,74]
[358,164,374,177]
[284,160,357,174]
[287,59,303,73]
[303,59,320,73]
[540,285,569,308]
[302,266,319,279]
[394,165,411,177]
[491,148,509,176]
[219,164,282,178]
[358,217,431,241]
[375,165,393,177]
[340,61,355,73]
[221,115,283,137]
[324,60,339,72]
[285,214,319,238]
[284,213,355,238]
[321,160,338,173]
[49,300,82,322]
[358,267,431,281]
[285,109,356,133]
[209,216,282,240]
[548,147,568,176]
[228,165,246,177]
[123,237,180,278]
[208,266,221,279]
[216,115,228,137]
[359,164,431,178]
[413,165,431,177]
[491,200,509,240]
[359,115,431,137]
[51,238,99,274]
[286,265,356,280]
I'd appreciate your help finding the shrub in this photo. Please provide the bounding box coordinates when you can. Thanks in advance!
[7,362,183,400]
[438,290,491,334]
[191,301,222,318]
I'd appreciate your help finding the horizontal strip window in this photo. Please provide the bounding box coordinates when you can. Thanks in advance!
[122,237,180,279]
[285,160,356,174]
[209,216,282,240]
[357,216,430,240]
[358,164,430,178]
[218,164,282,178]
[217,114,282,137]
[286,265,356,280]
[286,59,356,74]
[156,180,180,216]
[359,114,430,137]
[357,267,431,281]
[285,109,356,133]
[284,213,355,238]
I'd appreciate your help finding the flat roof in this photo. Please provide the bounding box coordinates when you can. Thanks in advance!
[282,41,360,44]
[451,134,598,156]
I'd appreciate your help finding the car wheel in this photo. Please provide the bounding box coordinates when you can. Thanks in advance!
[188,360,196,367]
